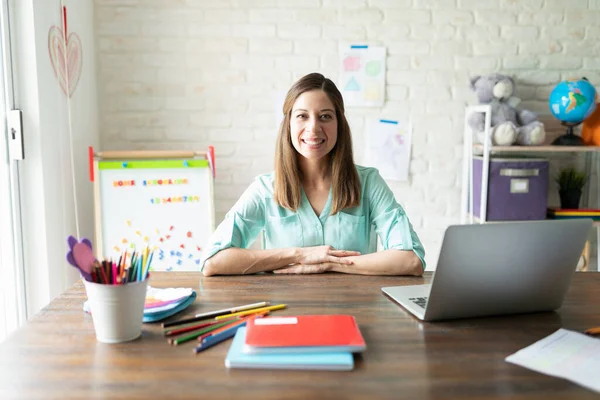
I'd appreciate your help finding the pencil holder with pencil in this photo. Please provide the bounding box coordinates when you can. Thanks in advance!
[67,236,154,343]
[84,278,149,343]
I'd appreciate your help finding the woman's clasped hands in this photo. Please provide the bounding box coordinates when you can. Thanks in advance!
[273,245,360,274]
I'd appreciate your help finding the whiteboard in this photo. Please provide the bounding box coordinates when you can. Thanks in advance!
[95,158,214,271]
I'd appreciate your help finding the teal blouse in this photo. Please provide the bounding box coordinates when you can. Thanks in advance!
[200,165,426,271]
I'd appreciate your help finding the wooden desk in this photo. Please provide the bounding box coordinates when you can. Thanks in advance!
[0,272,598,399]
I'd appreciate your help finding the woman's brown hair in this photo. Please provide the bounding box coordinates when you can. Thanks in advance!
[274,72,361,215]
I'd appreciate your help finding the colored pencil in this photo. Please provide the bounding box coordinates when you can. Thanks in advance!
[116,255,122,282]
[161,301,270,328]
[129,253,137,281]
[193,323,245,353]
[144,251,153,280]
[163,315,239,332]
[197,311,269,343]
[193,301,270,319]
[86,248,153,285]
[169,320,233,346]
[98,261,109,284]
[164,321,220,337]
[103,261,110,284]
[137,255,142,282]
[164,317,239,337]
[214,304,286,320]
[119,253,125,280]
[193,314,266,354]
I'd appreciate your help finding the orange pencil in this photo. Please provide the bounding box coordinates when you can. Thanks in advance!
[119,251,126,282]
[197,311,269,342]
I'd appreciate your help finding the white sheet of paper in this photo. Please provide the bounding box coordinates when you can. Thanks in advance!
[339,45,386,107]
[505,328,600,394]
[364,119,412,181]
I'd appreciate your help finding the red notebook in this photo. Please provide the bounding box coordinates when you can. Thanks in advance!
[244,315,366,354]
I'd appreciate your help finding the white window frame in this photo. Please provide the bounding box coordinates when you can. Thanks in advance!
[0,0,27,343]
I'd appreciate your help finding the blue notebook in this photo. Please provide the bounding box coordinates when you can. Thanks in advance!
[225,328,354,371]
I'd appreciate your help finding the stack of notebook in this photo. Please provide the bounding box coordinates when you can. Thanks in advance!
[547,208,600,221]
[225,314,366,371]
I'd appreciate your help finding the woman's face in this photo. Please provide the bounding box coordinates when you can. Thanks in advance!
[290,89,338,161]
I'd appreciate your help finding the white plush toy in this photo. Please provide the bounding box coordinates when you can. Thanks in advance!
[468,73,545,146]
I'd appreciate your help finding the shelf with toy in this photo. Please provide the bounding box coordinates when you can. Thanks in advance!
[461,74,600,272]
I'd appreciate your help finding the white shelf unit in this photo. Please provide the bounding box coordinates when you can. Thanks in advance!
[461,105,600,270]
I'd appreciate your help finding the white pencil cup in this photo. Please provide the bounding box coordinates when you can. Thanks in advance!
[84,279,148,343]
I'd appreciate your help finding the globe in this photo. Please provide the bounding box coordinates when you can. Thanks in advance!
[548,79,598,145]
[549,79,598,124]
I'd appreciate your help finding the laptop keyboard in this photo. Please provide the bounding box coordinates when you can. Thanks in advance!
[409,297,428,308]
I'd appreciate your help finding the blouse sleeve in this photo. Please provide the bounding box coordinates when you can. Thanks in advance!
[367,169,426,269]
[198,179,266,272]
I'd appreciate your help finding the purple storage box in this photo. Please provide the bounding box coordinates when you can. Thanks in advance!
[472,156,549,221]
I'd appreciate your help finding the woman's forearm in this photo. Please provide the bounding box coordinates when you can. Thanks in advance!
[202,247,299,276]
[331,249,423,276]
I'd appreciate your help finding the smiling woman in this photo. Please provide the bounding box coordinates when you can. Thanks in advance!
[200,72,425,277]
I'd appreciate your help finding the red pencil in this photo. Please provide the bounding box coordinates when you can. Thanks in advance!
[92,263,101,283]
[164,321,223,337]
[164,316,239,337]
[98,261,109,284]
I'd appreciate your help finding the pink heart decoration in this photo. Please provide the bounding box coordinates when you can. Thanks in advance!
[48,26,82,98]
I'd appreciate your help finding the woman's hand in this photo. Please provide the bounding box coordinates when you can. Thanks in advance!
[296,245,360,265]
[273,262,337,275]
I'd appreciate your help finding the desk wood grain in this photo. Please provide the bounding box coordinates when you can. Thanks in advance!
[0,272,598,400]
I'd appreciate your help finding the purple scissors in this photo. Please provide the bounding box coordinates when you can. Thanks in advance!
[66,236,96,282]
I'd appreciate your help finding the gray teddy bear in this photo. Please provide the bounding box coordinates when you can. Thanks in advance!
[468,73,545,146]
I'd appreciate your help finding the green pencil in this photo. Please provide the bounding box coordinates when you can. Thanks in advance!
[169,320,233,346]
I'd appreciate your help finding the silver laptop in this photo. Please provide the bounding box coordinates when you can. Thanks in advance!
[382,219,592,322]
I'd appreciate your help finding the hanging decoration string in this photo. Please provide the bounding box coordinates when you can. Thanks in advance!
[60,3,80,240]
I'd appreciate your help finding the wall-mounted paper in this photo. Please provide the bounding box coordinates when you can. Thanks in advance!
[339,45,386,107]
[364,119,412,182]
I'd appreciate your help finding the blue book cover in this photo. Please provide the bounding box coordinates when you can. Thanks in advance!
[225,328,354,371]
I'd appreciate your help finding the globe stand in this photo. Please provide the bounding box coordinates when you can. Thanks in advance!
[551,122,585,146]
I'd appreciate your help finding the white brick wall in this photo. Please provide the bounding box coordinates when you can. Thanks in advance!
[95,0,600,269]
